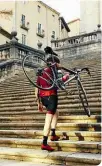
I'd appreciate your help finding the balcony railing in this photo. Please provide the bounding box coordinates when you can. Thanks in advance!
[20,21,29,31]
[36,29,45,38]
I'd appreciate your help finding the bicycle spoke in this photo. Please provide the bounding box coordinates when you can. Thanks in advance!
[22,54,55,90]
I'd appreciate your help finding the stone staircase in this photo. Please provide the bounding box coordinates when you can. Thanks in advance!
[0,53,101,166]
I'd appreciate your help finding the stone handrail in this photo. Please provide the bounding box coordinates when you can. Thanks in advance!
[0,43,11,59]
[51,25,101,59]
[0,42,45,60]
[51,25,101,49]
[0,31,45,80]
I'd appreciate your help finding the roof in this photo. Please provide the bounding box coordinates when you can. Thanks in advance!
[39,1,60,15]
[60,17,70,32]
[68,18,80,24]
[0,26,11,39]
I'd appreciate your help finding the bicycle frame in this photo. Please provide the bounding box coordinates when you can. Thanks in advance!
[63,69,80,86]
[22,51,91,117]
[48,64,79,89]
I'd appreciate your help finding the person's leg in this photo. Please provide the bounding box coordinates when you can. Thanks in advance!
[50,96,60,141]
[50,110,60,141]
[41,96,55,151]
[51,110,59,132]
[41,112,55,151]
[43,112,53,141]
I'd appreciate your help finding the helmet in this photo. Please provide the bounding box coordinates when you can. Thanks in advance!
[44,46,53,54]
[44,46,58,56]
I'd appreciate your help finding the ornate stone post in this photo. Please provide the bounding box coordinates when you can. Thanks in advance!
[10,31,18,59]
[97,24,101,41]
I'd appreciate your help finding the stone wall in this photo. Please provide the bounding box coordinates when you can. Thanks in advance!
[54,41,101,60]
[51,25,101,60]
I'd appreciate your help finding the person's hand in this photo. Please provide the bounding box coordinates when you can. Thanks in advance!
[38,102,43,112]
[56,63,62,69]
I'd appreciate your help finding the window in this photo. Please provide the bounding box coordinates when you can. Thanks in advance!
[37,23,45,38]
[38,5,41,12]
[22,34,26,45]
[52,31,55,39]
[21,14,25,26]
[38,23,41,34]
[20,14,29,31]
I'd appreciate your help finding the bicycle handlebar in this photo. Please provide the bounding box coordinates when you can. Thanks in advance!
[80,67,91,76]
[61,67,76,75]
[62,67,91,76]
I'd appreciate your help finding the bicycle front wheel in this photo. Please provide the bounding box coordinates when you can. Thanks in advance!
[76,79,91,117]
[22,54,55,90]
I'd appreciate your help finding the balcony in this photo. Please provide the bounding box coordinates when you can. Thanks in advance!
[20,21,29,31]
[36,29,45,38]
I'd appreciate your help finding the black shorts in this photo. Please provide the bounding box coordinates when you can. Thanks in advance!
[41,95,58,114]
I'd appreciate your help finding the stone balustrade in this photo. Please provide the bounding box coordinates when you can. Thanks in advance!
[51,25,101,59]
[0,31,45,80]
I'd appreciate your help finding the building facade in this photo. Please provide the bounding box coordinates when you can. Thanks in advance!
[80,0,101,33]
[0,1,69,50]
[67,18,80,37]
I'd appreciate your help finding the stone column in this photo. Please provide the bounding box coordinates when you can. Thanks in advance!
[97,24,101,41]
[10,31,18,59]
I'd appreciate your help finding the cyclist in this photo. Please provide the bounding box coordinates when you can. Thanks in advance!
[35,47,69,151]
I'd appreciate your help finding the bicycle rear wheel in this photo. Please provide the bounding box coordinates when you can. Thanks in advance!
[76,79,91,117]
[22,54,55,90]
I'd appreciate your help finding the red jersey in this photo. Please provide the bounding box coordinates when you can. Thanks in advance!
[37,67,57,97]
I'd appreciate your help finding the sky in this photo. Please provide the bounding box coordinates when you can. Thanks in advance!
[42,0,80,23]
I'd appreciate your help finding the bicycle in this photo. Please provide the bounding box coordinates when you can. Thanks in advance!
[22,47,91,117]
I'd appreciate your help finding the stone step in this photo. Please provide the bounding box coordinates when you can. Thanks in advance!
[0,138,100,154]
[0,160,51,166]
[0,122,100,131]
[0,85,101,97]
[0,92,100,102]
[0,96,101,106]
[0,74,101,88]
[1,74,100,86]
[0,97,101,108]
[0,90,101,103]
[0,76,101,90]
[0,83,101,96]
[0,72,101,85]
[0,89,100,99]
[0,115,101,123]
[0,101,100,112]
[0,108,100,116]
[0,75,101,90]
[0,84,100,95]
[0,93,101,103]
[0,147,101,166]
[0,130,101,142]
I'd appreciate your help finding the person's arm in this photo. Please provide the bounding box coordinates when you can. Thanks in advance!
[35,87,43,112]
[35,76,40,101]
[35,77,43,112]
